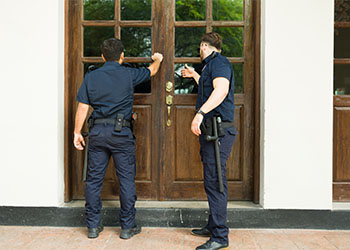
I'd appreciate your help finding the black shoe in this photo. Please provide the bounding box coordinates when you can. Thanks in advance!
[191,227,212,237]
[196,240,229,250]
[87,225,104,239]
[120,225,141,239]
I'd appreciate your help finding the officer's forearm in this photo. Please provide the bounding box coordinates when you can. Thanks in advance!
[193,72,200,84]
[148,59,161,77]
[74,102,89,134]
[199,79,229,114]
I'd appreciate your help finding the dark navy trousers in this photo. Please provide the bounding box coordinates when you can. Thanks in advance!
[199,129,236,245]
[85,124,137,230]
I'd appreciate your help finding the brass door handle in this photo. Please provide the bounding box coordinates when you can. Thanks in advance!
[166,95,173,127]
[167,106,171,127]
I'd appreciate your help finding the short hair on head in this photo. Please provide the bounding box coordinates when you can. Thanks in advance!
[100,38,124,61]
[201,32,222,50]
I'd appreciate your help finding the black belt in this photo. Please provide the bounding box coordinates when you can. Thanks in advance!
[205,119,234,128]
[93,118,131,128]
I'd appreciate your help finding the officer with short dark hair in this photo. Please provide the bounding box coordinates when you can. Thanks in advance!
[182,32,236,250]
[73,38,163,239]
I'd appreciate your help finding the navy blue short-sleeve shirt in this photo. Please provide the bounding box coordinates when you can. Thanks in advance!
[196,52,235,124]
[76,61,150,120]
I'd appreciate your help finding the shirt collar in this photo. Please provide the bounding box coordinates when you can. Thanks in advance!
[104,61,121,67]
[203,51,219,64]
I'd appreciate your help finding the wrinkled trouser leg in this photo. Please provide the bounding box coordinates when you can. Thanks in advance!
[85,133,110,229]
[199,130,236,245]
[112,140,137,230]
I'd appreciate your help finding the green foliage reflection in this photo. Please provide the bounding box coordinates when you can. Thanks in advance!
[121,27,152,57]
[176,0,206,21]
[175,27,206,57]
[213,27,243,57]
[84,27,114,57]
[84,0,114,20]
[213,0,243,21]
[121,0,151,20]
[232,64,243,93]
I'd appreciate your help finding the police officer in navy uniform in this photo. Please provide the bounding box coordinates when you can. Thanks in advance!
[182,32,236,250]
[73,38,163,239]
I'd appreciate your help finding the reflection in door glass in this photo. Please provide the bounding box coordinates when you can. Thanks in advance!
[84,27,114,57]
[121,0,151,20]
[84,0,115,20]
[83,63,105,75]
[174,64,203,94]
[213,0,243,21]
[334,64,350,95]
[121,27,152,57]
[175,0,206,21]
[212,27,243,57]
[123,63,151,93]
[175,63,243,94]
[232,63,243,93]
[335,0,350,22]
[175,27,206,57]
[334,28,350,58]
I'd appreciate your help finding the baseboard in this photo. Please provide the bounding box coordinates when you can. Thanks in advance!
[1,206,350,229]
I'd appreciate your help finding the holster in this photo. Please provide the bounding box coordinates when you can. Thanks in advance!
[114,114,124,132]
[87,116,94,132]
[201,116,226,138]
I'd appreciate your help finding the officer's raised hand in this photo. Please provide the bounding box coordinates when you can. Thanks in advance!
[181,64,200,84]
[151,52,163,62]
[148,53,163,76]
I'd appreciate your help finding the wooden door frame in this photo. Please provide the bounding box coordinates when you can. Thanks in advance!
[64,0,261,203]
[253,0,260,204]
[333,11,350,201]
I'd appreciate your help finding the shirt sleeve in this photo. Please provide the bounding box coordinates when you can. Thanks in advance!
[76,75,90,104]
[211,60,232,82]
[130,67,151,87]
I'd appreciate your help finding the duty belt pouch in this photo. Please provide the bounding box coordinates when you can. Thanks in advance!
[202,116,225,137]
[200,122,207,135]
[114,114,124,132]
[216,116,225,137]
[87,116,94,132]
[204,119,213,136]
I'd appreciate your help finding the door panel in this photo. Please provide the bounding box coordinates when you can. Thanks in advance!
[333,98,350,200]
[163,0,254,200]
[66,0,256,201]
[333,1,350,201]
[174,106,202,181]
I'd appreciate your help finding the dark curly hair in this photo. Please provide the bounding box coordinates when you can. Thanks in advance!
[201,32,222,50]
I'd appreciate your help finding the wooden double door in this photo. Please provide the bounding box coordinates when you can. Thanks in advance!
[65,0,258,201]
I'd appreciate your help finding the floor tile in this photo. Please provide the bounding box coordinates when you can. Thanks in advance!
[1,226,350,250]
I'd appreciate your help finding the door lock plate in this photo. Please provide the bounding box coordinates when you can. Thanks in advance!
[166,81,173,92]
[166,95,173,105]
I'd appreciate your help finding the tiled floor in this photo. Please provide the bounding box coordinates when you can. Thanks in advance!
[1,227,350,250]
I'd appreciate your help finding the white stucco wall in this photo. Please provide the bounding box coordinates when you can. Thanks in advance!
[260,0,334,209]
[0,0,65,206]
[0,0,334,209]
